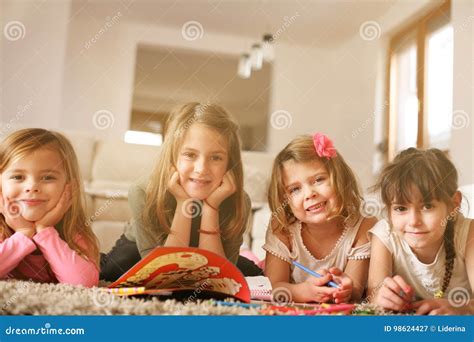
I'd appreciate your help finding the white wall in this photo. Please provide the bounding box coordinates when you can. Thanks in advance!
[267,38,379,189]
[1,0,71,135]
[450,0,473,187]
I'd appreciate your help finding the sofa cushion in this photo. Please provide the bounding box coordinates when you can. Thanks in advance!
[60,130,96,182]
[91,220,126,253]
[92,139,159,184]
[242,151,275,208]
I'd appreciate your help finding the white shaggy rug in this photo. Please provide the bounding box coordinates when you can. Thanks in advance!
[0,280,260,315]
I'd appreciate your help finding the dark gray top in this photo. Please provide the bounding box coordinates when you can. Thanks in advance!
[123,181,251,264]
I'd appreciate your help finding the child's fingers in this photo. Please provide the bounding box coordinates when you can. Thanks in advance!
[413,300,436,315]
[383,277,411,303]
[333,289,351,301]
[328,267,343,276]
[316,268,330,276]
[309,273,333,287]
[377,294,404,312]
[336,275,352,289]
[379,284,407,310]
[393,275,413,298]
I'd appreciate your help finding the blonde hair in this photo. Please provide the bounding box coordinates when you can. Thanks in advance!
[373,147,460,294]
[143,102,246,242]
[0,128,99,266]
[268,135,362,234]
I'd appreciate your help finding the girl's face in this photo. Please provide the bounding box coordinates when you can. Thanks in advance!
[282,159,338,226]
[389,187,452,256]
[176,124,229,200]
[1,148,67,221]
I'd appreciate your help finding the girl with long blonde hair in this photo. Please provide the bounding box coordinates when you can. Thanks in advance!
[100,103,261,281]
[0,128,99,287]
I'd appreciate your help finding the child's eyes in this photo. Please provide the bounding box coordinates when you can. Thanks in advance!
[422,203,434,210]
[182,152,196,159]
[392,206,407,212]
[288,187,301,195]
[42,175,56,181]
[211,155,223,161]
[10,175,23,181]
[314,177,325,183]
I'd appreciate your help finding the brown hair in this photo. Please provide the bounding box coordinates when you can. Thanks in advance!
[143,102,246,242]
[0,128,99,266]
[373,147,459,294]
[268,134,362,234]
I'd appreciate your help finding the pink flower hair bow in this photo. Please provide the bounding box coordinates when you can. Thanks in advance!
[312,132,337,159]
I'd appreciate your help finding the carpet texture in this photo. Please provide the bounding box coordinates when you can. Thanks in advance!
[0,280,260,315]
[0,280,387,316]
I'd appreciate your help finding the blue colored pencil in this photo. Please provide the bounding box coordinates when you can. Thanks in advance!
[291,261,340,288]
[212,300,262,308]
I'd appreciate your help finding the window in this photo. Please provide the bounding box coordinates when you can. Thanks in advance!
[386,0,452,160]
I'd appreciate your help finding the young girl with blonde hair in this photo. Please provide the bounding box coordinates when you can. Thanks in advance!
[368,148,473,314]
[264,133,376,303]
[101,102,261,280]
[0,128,99,286]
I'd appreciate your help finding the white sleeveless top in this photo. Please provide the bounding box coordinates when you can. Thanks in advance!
[369,214,472,300]
[263,217,370,283]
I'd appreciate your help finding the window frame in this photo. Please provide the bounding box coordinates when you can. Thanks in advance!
[385,0,451,161]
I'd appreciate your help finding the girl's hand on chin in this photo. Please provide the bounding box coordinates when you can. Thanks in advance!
[167,169,190,203]
[35,184,72,232]
[205,170,236,210]
[0,194,35,236]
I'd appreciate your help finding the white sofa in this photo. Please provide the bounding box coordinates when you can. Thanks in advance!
[62,131,275,256]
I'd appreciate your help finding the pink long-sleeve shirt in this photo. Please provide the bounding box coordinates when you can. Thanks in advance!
[0,227,98,287]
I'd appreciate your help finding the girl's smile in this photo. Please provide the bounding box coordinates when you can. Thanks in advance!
[390,189,453,263]
[1,148,67,222]
[305,201,327,213]
[176,124,228,200]
[282,159,338,226]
